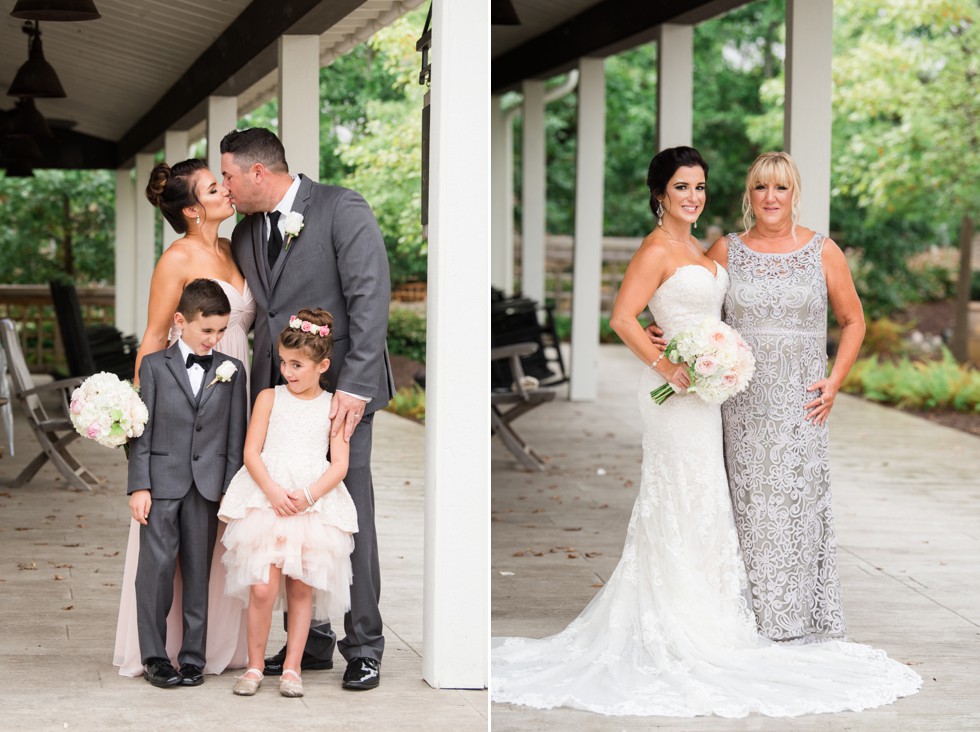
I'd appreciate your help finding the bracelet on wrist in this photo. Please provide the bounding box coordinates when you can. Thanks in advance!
[651,352,666,371]
[303,486,315,507]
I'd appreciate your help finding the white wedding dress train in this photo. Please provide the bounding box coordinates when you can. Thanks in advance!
[490,265,921,717]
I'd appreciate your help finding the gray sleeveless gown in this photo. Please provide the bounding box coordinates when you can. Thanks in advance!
[722,232,846,643]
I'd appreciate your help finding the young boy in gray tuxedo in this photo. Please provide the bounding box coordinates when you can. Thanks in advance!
[127,279,247,688]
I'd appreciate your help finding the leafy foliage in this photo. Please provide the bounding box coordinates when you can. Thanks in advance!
[0,169,115,284]
[842,348,980,412]
[385,385,425,423]
[386,307,426,363]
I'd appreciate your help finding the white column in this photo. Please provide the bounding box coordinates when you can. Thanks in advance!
[490,95,513,291]
[423,0,489,690]
[134,153,157,338]
[785,0,832,235]
[207,95,238,240]
[163,129,190,249]
[570,57,605,402]
[114,168,136,335]
[521,79,546,304]
[656,24,693,150]
[278,35,320,181]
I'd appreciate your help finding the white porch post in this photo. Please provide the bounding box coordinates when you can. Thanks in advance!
[163,130,190,249]
[207,95,238,240]
[491,94,513,292]
[521,79,546,303]
[134,153,157,338]
[785,0,832,234]
[114,168,136,335]
[423,0,489,689]
[656,24,694,150]
[278,35,320,181]
[569,57,605,402]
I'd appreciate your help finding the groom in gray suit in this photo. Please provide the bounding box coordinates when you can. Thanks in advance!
[128,279,247,687]
[221,128,395,691]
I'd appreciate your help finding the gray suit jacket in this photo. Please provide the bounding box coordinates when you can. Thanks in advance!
[232,174,395,411]
[127,343,247,502]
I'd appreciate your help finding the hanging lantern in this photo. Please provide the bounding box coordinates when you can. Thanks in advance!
[7,22,67,98]
[11,0,101,21]
[9,98,54,140]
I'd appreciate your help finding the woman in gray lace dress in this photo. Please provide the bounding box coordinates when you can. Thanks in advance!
[706,152,866,643]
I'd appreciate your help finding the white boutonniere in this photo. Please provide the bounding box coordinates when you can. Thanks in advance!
[207,360,237,388]
[283,211,305,252]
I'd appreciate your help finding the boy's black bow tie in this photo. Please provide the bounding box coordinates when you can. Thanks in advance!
[185,353,213,370]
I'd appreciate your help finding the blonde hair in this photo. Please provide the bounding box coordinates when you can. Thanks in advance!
[741,151,802,236]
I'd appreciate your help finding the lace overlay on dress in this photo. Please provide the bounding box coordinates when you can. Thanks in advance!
[723,233,845,643]
[490,265,920,717]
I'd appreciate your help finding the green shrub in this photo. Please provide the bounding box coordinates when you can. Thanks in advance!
[385,385,425,422]
[841,348,980,413]
[552,315,622,344]
[387,308,426,363]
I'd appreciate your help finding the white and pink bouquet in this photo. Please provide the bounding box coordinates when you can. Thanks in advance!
[69,372,148,450]
[651,319,755,405]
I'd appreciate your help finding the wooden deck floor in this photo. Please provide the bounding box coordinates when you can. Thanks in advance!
[491,344,980,731]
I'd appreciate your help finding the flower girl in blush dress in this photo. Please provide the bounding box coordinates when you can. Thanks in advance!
[219,310,357,698]
[490,147,921,718]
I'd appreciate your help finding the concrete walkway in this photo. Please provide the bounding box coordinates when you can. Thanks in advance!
[0,386,486,730]
[491,344,980,731]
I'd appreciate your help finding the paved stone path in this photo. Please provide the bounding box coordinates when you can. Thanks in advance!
[491,344,980,731]
[0,391,486,730]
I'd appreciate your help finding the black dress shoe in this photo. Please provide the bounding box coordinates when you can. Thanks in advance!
[263,645,333,676]
[342,657,380,691]
[179,663,204,686]
[143,659,181,688]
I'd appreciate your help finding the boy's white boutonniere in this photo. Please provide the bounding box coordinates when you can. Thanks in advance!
[207,360,237,388]
[283,211,305,252]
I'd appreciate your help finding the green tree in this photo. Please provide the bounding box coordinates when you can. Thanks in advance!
[0,169,115,284]
[832,0,978,351]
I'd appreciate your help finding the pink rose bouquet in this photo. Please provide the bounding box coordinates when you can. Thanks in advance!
[651,319,755,405]
[69,372,148,450]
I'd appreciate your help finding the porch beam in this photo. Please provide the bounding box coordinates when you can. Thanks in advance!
[656,25,693,150]
[207,96,239,241]
[278,35,321,182]
[785,0,832,235]
[569,57,606,402]
[520,79,546,304]
[133,153,157,339]
[423,0,489,690]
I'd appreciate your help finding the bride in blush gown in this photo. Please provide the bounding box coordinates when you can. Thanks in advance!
[490,147,920,717]
[113,159,254,676]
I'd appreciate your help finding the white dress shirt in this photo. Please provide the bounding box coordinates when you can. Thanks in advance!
[177,338,212,396]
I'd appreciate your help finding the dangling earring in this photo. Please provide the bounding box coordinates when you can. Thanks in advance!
[694,220,698,229]
[655,201,664,227]
[195,214,200,226]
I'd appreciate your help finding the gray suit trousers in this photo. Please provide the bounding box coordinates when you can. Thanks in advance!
[136,485,219,667]
[301,414,383,663]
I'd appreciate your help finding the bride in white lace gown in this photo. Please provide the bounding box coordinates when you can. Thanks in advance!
[490,148,920,717]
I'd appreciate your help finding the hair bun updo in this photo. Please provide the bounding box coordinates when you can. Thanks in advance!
[145,163,171,208]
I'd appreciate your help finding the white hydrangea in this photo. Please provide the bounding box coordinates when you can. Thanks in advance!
[69,372,148,449]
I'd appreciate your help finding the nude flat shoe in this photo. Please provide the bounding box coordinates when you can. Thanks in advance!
[279,669,304,698]
[233,668,264,696]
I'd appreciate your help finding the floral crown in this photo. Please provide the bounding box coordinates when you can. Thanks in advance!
[288,315,331,338]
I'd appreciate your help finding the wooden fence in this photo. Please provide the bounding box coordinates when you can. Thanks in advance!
[0,285,116,371]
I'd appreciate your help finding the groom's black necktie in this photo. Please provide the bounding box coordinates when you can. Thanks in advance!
[267,210,283,270]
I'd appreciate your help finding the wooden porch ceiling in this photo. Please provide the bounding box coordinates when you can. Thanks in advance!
[0,0,423,171]
[491,0,750,93]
